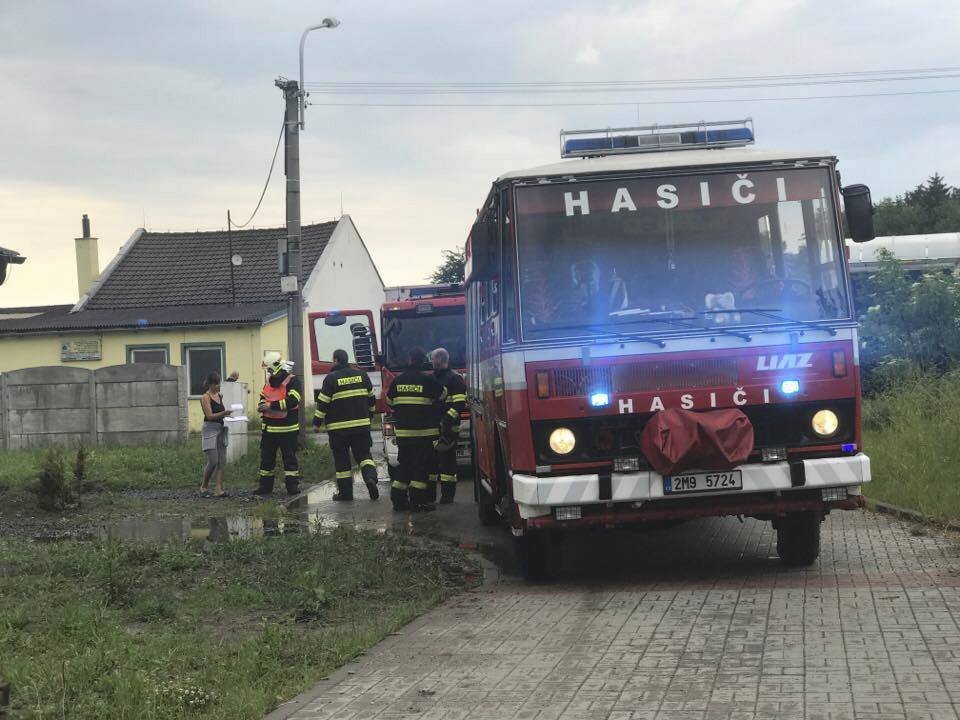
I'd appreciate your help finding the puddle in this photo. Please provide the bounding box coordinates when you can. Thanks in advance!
[97,514,318,544]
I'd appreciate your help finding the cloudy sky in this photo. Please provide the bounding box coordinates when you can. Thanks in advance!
[1,0,959,307]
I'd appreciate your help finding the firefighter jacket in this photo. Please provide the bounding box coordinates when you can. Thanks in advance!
[259,370,303,433]
[434,368,466,432]
[386,369,449,438]
[313,362,376,433]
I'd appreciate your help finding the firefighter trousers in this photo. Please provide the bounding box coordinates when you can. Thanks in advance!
[329,429,378,499]
[432,445,458,501]
[394,436,436,509]
[258,430,300,495]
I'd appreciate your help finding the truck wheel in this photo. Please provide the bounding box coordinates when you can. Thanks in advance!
[775,512,821,567]
[514,532,551,581]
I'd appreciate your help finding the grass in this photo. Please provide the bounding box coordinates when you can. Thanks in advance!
[0,436,331,493]
[0,526,472,719]
[0,437,334,537]
[863,368,960,523]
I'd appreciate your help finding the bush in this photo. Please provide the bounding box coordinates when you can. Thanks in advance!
[29,447,75,512]
[859,250,960,380]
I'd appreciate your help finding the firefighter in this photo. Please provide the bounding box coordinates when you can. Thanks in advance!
[256,351,303,496]
[430,347,466,504]
[312,348,379,502]
[386,347,449,512]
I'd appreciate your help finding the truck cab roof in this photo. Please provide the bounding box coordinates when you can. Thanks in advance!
[497,148,836,182]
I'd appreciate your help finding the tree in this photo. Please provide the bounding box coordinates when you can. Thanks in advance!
[859,249,960,375]
[429,248,465,284]
[873,173,960,235]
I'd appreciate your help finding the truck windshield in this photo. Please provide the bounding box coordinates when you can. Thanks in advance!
[383,309,466,371]
[514,167,850,341]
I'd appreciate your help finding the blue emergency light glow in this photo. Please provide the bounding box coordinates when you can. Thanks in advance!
[589,392,610,408]
[841,443,857,453]
[780,379,801,395]
[560,119,754,158]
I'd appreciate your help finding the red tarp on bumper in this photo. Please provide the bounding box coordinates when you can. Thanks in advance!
[639,408,754,476]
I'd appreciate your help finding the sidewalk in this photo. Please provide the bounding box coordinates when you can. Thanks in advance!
[269,495,960,720]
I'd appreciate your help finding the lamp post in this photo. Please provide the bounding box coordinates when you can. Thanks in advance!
[0,247,25,286]
[276,18,340,439]
[298,17,340,129]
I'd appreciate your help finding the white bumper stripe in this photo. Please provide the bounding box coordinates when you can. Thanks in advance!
[512,454,870,518]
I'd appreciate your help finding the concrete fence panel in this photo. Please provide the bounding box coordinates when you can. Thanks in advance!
[0,367,94,449]
[94,365,189,445]
[0,364,190,449]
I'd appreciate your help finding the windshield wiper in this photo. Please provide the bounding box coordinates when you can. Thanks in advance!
[529,322,666,348]
[698,308,837,336]
[609,313,753,343]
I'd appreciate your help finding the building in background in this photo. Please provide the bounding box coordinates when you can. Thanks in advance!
[0,216,384,429]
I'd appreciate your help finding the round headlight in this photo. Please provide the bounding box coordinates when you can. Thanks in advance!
[811,409,840,437]
[549,427,576,455]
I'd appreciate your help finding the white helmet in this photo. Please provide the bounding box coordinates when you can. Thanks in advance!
[262,351,283,374]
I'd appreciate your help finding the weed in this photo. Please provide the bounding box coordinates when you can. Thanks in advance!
[864,369,960,522]
[29,447,76,512]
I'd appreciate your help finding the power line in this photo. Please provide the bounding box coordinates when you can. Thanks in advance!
[230,118,285,229]
[304,65,960,93]
[308,87,960,108]
[308,64,960,86]
[305,73,960,96]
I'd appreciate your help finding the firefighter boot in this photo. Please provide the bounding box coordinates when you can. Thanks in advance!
[410,484,436,513]
[254,472,274,497]
[285,478,301,497]
[390,485,410,512]
[439,481,456,504]
[360,467,380,501]
[332,474,354,501]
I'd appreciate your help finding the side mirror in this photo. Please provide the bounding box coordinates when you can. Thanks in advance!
[464,219,498,283]
[843,184,875,243]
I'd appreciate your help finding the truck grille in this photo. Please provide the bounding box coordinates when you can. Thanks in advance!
[552,359,739,397]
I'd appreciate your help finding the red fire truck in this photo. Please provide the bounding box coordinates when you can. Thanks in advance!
[379,285,471,480]
[464,119,876,578]
[308,285,472,480]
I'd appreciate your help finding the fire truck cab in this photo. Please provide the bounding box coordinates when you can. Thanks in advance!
[464,119,877,579]
[380,284,472,479]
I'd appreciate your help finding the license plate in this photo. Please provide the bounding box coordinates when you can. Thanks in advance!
[663,470,742,495]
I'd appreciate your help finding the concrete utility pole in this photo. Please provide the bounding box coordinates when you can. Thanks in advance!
[275,77,306,436]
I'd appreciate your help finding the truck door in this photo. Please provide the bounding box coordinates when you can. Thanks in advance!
[308,310,381,403]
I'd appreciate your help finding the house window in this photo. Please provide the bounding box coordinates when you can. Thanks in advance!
[182,344,225,396]
[127,345,169,364]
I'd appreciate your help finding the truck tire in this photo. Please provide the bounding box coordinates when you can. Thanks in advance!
[775,512,822,567]
[473,451,499,526]
[514,532,551,581]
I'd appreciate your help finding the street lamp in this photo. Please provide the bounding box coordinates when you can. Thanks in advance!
[298,17,340,128]
[0,246,25,286]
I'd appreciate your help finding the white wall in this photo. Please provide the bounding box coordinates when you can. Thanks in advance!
[301,216,386,398]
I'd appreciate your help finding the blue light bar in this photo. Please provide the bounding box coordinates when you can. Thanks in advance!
[780,379,800,395]
[561,119,754,158]
[589,392,610,408]
[841,443,857,453]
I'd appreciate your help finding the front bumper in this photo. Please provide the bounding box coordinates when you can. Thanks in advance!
[512,453,870,520]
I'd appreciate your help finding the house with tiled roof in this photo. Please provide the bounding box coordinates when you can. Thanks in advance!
[0,215,384,427]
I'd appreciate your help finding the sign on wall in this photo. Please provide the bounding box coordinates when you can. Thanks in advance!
[61,337,102,361]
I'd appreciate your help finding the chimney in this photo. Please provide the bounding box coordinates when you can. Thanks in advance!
[75,213,100,299]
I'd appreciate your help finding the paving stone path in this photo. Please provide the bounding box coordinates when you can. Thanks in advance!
[271,489,960,720]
